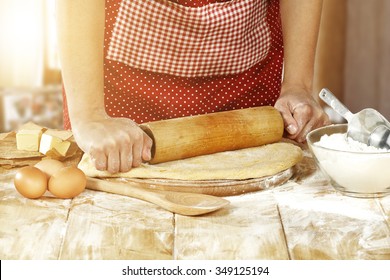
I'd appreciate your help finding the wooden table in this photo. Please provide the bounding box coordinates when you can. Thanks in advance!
[1,148,390,260]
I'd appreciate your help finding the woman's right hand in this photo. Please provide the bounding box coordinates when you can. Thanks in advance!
[72,116,153,174]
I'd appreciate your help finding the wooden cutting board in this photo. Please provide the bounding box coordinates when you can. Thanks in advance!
[97,168,294,197]
[0,131,83,168]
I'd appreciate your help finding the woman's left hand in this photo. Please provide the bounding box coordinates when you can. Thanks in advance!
[274,86,331,143]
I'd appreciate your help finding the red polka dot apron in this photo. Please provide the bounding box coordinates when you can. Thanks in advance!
[63,0,283,129]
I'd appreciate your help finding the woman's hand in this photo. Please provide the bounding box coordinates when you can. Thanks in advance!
[274,86,331,143]
[72,116,153,174]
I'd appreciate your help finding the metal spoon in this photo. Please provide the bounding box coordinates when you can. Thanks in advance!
[86,177,230,216]
[367,124,390,149]
[319,88,390,148]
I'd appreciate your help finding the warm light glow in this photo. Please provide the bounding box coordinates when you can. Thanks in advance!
[0,0,50,87]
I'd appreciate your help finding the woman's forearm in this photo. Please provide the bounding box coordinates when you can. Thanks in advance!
[280,0,323,92]
[275,0,329,142]
[56,0,106,122]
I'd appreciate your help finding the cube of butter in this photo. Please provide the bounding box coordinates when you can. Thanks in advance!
[39,129,73,157]
[16,122,44,152]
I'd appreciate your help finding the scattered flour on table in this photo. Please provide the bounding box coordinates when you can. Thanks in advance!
[315,133,390,153]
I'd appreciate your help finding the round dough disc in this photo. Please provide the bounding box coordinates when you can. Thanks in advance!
[78,142,302,181]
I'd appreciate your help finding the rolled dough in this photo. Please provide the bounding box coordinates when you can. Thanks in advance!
[78,142,302,181]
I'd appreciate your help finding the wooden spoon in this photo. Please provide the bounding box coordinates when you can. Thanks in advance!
[86,177,230,216]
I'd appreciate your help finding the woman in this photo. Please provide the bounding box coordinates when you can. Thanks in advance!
[56,0,330,173]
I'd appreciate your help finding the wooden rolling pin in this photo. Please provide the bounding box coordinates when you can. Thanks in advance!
[140,106,284,164]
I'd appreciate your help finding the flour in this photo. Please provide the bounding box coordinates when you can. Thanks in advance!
[315,133,390,153]
[312,132,390,195]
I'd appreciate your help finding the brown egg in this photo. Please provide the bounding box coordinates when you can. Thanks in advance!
[48,166,87,199]
[14,166,47,199]
[35,159,65,181]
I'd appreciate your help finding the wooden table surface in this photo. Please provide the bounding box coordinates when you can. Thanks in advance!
[1,147,390,260]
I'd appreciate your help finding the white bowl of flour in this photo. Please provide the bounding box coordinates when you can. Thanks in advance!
[307,124,390,198]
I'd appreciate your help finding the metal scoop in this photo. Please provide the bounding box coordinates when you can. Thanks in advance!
[319,88,390,149]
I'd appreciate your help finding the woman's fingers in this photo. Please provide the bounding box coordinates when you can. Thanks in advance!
[275,89,330,142]
[107,150,120,174]
[142,133,153,162]
[74,117,153,174]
